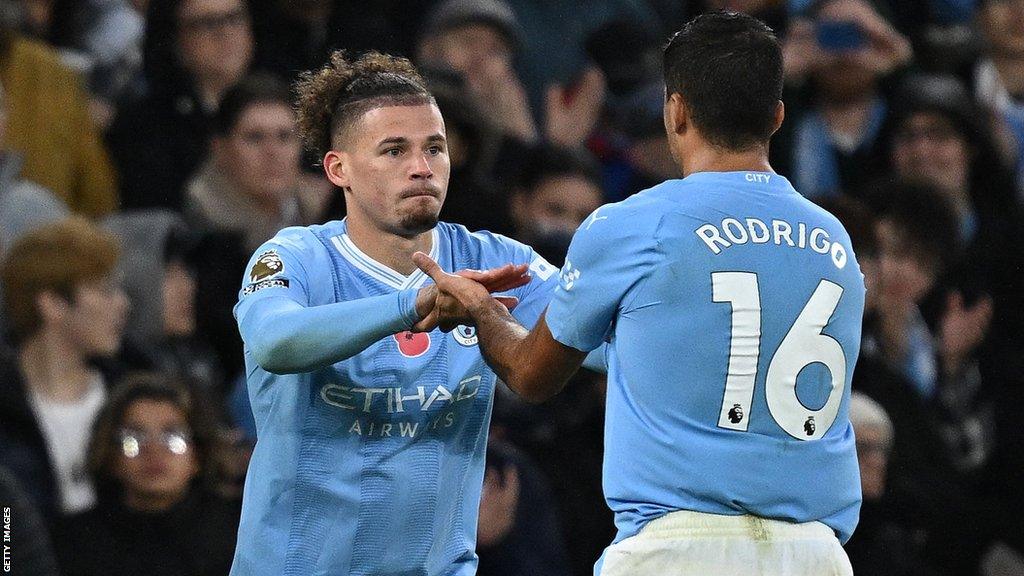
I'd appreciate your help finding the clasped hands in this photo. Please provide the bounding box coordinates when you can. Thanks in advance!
[411,252,529,333]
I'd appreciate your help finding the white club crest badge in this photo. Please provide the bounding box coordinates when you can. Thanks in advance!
[453,325,478,347]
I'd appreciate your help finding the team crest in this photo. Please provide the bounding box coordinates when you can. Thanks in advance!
[249,250,284,282]
[453,325,478,347]
[394,331,431,358]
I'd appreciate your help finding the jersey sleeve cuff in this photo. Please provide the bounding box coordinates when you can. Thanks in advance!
[397,288,422,328]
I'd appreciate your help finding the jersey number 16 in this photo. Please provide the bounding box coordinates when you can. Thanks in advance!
[712,271,846,441]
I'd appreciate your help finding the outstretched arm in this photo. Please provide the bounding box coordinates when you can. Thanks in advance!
[414,252,587,402]
[238,264,529,375]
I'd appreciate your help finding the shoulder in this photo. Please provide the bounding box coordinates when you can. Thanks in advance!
[438,221,535,264]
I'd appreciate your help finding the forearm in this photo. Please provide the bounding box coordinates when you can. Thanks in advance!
[240,291,419,374]
[471,301,579,402]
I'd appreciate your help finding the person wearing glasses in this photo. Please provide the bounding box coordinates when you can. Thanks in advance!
[107,0,254,212]
[51,373,240,576]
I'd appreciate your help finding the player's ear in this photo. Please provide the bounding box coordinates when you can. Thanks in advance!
[324,150,350,189]
[665,92,688,136]
[770,100,785,137]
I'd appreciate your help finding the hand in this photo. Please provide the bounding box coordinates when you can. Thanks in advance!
[477,464,520,547]
[466,55,539,143]
[782,19,826,81]
[412,259,530,332]
[544,66,606,148]
[940,291,993,375]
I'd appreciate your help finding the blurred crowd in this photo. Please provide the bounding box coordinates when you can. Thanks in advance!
[0,0,1022,575]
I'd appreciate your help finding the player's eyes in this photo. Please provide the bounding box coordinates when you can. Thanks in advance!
[384,148,402,157]
[427,146,443,155]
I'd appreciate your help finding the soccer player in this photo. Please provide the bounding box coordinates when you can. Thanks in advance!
[415,12,864,575]
[229,51,601,576]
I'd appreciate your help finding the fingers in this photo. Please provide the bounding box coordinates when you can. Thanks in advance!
[494,296,519,311]
[457,263,530,292]
[413,251,446,282]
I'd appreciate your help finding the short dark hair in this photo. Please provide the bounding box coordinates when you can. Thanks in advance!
[215,72,293,136]
[515,145,603,195]
[295,51,434,160]
[663,12,783,150]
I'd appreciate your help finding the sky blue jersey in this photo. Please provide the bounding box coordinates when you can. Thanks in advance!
[546,172,865,550]
[230,220,560,576]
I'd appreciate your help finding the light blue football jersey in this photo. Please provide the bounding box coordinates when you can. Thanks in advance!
[546,172,865,555]
[230,220,559,576]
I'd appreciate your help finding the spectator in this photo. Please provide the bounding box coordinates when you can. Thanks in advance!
[417,0,605,148]
[0,217,129,522]
[476,438,571,576]
[879,73,1024,355]
[0,0,118,217]
[184,72,318,253]
[103,211,225,402]
[973,0,1024,198]
[46,0,148,129]
[508,144,604,265]
[106,0,253,211]
[774,0,912,198]
[0,76,69,259]
[843,392,940,576]
[52,373,241,576]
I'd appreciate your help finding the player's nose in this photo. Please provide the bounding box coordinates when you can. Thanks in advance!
[410,153,433,179]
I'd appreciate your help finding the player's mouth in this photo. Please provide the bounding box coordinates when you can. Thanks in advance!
[401,187,440,200]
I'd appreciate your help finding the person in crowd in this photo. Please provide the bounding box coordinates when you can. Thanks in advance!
[0,0,118,217]
[184,72,320,253]
[878,73,1024,360]
[52,372,240,576]
[0,218,129,522]
[416,0,605,149]
[508,144,604,266]
[973,0,1024,197]
[103,211,224,401]
[476,438,571,576]
[774,0,912,198]
[843,392,942,576]
[106,0,253,211]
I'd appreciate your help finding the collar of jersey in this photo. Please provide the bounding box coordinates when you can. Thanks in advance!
[330,227,439,290]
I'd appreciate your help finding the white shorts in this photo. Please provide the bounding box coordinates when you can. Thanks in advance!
[596,509,853,576]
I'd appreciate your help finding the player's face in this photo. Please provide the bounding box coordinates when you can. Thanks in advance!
[115,400,199,506]
[62,275,129,357]
[177,0,253,85]
[979,0,1024,57]
[217,102,301,204]
[329,104,450,237]
[891,113,970,195]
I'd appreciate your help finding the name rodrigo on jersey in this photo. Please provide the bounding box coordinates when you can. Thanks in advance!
[695,217,848,270]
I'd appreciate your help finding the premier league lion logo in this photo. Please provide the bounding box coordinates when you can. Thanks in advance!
[249,250,284,283]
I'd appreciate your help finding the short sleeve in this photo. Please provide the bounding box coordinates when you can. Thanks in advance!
[545,204,659,352]
[233,228,318,320]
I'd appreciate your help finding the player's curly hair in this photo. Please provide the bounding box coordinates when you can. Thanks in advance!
[295,50,433,161]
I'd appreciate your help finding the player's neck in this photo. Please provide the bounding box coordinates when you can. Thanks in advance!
[679,144,773,178]
[346,217,433,276]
